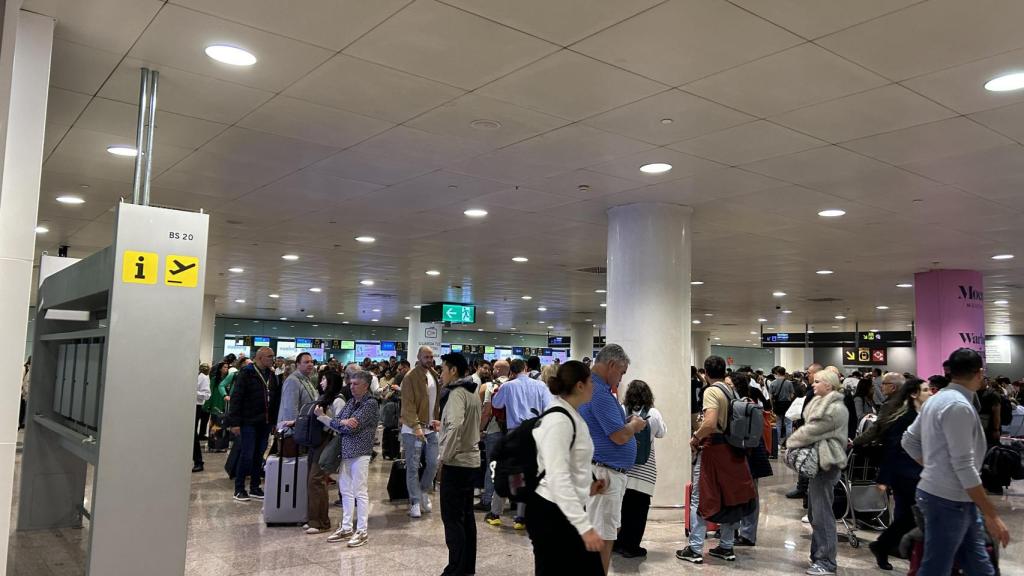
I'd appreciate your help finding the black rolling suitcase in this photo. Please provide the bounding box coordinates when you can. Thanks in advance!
[387,450,428,502]
[224,437,240,479]
[382,427,401,460]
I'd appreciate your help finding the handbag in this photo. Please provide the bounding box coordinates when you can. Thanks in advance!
[785,396,805,422]
[784,444,819,478]
[318,433,342,473]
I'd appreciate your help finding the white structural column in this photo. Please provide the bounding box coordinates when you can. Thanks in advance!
[777,348,811,372]
[606,203,692,507]
[0,7,54,570]
[691,330,711,369]
[199,295,216,364]
[570,322,594,361]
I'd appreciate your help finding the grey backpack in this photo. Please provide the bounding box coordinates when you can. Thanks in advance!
[712,383,764,449]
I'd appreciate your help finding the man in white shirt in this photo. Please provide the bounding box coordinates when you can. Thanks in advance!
[399,347,442,518]
[193,363,212,473]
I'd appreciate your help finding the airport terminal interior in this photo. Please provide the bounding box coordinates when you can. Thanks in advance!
[3,1,1024,575]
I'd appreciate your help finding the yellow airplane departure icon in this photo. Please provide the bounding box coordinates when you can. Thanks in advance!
[165,255,200,287]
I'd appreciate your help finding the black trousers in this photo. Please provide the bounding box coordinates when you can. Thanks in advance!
[192,406,205,466]
[875,475,919,555]
[195,405,210,438]
[526,493,604,576]
[615,488,652,553]
[441,465,476,576]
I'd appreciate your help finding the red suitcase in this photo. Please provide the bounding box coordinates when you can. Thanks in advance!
[684,482,719,536]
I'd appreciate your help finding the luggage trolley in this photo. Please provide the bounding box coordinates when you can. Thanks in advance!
[834,447,891,548]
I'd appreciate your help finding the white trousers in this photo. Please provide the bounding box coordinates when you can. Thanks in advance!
[340,455,370,532]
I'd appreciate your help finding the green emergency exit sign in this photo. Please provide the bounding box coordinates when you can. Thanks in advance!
[421,303,476,324]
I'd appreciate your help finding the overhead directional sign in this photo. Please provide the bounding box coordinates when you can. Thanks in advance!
[842,347,887,365]
[421,303,476,324]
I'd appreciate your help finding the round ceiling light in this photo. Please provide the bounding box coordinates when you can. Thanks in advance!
[268,294,279,298]
[691,281,704,286]
[205,44,257,66]
[354,236,376,243]
[521,295,532,300]
[35,226,48,233]
[309,287,322,293]
[757,318,767,322]
[371,319,379,322]
[599,303,607,307]
[816,270,834,275]
[464,209,488,218]
[692,320,701,324]
[336,312,345,315]
[818,209,846,217]
[56,195,85,204]
[994,300,1009,305]
[234,299,245,303]
[371,308,381,313]
[470,119,502,130]
[306,314,314,318]
[512,256,529,263]
[876,305,889,310]
[106,146,137,157]
[360,279,374,286]
[772,291,787,297]
[425,270,441,276]
[984,72,1024,92]
[485,310,494,315]
[537,307,547,312]
[782,310,793,314]
[992,254,1014,260]
[834,315,846,320]
[896,283,913,288]
[595,289,606,294]
[228,267,244,273]
[281,254,299,261]
[639,162,673,174]
[279,317,287,321]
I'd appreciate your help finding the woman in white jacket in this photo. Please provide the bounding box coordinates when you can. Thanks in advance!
[528,360,606,576]
[785,368,849,576]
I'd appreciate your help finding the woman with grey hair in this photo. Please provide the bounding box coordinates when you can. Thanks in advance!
[785,368,849,576]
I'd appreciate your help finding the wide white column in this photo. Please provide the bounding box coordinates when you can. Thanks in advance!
[691,330,711,370]
[0,7,54,570]
[570,322,594,361]
[606,203,692,507]
[199,295,216,364]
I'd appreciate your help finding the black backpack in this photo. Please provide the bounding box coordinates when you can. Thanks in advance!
[999,395,1013,428]
[633,407,652,465]
[292,401,322,448]
[492,406,575,503]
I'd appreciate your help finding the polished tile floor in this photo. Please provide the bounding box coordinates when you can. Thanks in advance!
[8,442,1024,576]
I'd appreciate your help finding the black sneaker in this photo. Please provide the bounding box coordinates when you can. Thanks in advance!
[233,490,251,502]
[676,547,703,564]
[735,536,756,547]
[249,487,265,500]
[785,488,807,499]
[620,546,647,558]
[708,546,736,561]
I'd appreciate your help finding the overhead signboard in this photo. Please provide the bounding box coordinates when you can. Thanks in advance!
[381,341,396,352]
[253,336,271,347]
[340,340,355,350]
[548,336,570,347]
[859,331,913,347]
[295,338,313,349]
[808,332,856,346]
[761,333,806,348]
[842,347,887,365]
[420,303,476,324]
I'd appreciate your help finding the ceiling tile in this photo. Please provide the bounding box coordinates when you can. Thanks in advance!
[573,0,801,86]
[842,117,1012,166]
[26,0,163,53]
[238,95,394,149]
[818,0,1024,80]
[98,58,275,124]
[497,124,654,176]
[200,127,341,174]
[447,151,566,186]
[471,187,578,213]
[901,144,1024,201]
[527,170,643,199]
[442,0,663,46]
[728,0,920,39]
[971,102,1024,144]
[477,50,665,121]
[49,38,122,94]
[74,96,228,150]
[38,171,135,220]
[902,47,1024,115]
[587,148,724,184]
[583,89,753,145]
[46,88,92,126]
[772,84,956,143]
[168,149,295,187]
[283,54,464,124]
[610,167,787,206]
[128,4,334,92]
[44,124,70,158]
[344,0,557,90]
[152,168,258,200]
[169,0,411,51]
[406,94,568,148]
[250,169,381,205]
[684,43,888,117]
[45,127,193,184]
[742,145,891,188]
[670,120,825,165]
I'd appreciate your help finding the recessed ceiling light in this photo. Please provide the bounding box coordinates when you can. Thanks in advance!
[511,256,529,263]
[281,254,299,261]
[470,119,501,130]
[342,321,349,324]
[691,281,704,286]
[832,325,840,329]
[306,314,314,318]
[538,321,546,325]
[404,316,410,320]
[757,318,767,322]
[234,299,245,303]
[485,310,494,315]
[994,300,1009,305]
[336,312,345,315]
[816,270,833,275]
[639,162,672,174]
[782,310,793,314]
[106,146,137,157]
[510,328,517,331]
[705,313,713,317]
[268,294,279,299]
[869,329,879,333]
[714,337,721,341]
[477,328,484,331]
[204,44,257,66]
[537,307,547,311]
[992,254,1014,260]
[371,308,381,313]
[464,209,488,218]
[595,289,607,294]
[750,331,758,335]
[309,287,322,293]
[896,283,913,288]
[413,305,421,309]
[772,291,786,297]
[818,209,846,217]
[228,267,244,273]
[425,270,441,277]
[984,72,1024,92]
[767,327,775,330]
[692,320,701,324]
[834,315,846,320]
[360,279,374,286]
[746,339,751,343]
[807,330,815,334]
[585,319,592,322]
[354,236,376,243]
[279,317,287,321]
[521,295,532,300]
[599,303,607,307]
[660,118,674,125]
[371,319,379,322]
[56,195,85,204]
[876,305,889,310]
[34,226,48,233]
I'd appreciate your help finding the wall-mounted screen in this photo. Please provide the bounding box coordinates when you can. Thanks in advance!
[296,338,313,349]
[253,336,271,347]
[381,341,396,352]
[355,341,382,360]
[340,340,355,350]
[276,339,297,359]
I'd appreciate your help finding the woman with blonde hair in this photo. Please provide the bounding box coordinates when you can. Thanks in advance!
[785,368,849,576]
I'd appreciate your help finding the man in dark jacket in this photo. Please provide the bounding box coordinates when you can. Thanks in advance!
[227,347,278,502]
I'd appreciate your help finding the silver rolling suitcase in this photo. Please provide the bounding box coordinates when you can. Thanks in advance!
[263,455,308,526]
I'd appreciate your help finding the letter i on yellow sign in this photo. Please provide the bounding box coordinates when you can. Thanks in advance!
[122,251,158,284]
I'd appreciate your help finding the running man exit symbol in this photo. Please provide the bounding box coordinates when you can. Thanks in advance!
[165,255,200,287]
[122,251,157,284]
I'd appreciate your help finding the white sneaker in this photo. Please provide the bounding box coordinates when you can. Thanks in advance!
[347,531,368,548]
[305,527,325,535]
[801,515,810,524]
[422,494,432,513]
[327,527,354,543]
[409,503,422,518]
[302,523,310,529]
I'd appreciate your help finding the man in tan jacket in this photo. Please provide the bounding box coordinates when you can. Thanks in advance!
[400,346,442,518]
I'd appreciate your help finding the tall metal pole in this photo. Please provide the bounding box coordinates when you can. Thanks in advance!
[141,70,159,206]
[131,68,150,204]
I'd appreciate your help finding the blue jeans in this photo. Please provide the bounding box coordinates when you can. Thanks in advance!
[916,489,995,576]
[688,456,737,552]
[401,432,439,506]
[739,479,759,543]
[234,423,270,493]
[481,431,503,507]
[778,415,793,444]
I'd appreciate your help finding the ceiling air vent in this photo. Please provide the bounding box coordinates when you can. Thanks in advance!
[806,297,842,302]
[577,266,607,274]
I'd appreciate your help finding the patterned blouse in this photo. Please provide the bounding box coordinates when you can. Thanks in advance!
[327,394,380,460]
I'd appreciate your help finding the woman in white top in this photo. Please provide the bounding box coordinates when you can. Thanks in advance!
[614,379,667,558]
[528,360,605,576]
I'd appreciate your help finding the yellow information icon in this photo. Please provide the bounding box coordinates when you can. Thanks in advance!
[122,251,158,284]
[165,255,200,288]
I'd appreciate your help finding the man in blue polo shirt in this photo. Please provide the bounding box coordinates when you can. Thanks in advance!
[579,344,648,575]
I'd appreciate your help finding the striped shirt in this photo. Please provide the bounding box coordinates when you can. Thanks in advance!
[580,373,636,470]
[625,406,667,496]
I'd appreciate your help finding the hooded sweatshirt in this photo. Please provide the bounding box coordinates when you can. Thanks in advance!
[440,376,482,468]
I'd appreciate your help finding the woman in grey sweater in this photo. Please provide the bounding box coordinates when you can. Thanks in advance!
[786,369,849,576]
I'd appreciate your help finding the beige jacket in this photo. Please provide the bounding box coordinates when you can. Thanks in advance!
[786,391,849,471]
[440,378,482,468]
[400,364,441,432]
